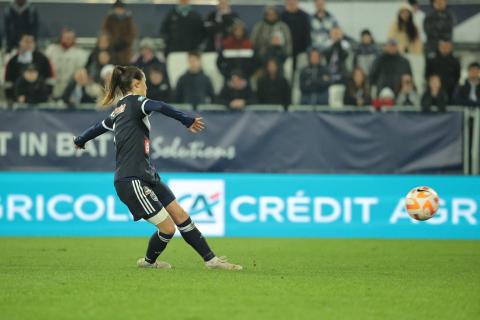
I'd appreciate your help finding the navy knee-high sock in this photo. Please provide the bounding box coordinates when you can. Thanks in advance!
[177,217,215,261]
[145,231,173,263]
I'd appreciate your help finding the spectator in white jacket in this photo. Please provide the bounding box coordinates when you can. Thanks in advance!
[46,28,88,98]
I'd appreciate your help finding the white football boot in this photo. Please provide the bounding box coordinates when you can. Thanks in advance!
[205,256,243,270]
[137,258,172,269]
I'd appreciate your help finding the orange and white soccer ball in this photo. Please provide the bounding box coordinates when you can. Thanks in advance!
[405,186,440,221]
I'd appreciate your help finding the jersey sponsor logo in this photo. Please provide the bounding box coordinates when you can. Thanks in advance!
[168,179,225,236]
[144,138,150,155]
[110,103,126,118]
[143,186,159,202]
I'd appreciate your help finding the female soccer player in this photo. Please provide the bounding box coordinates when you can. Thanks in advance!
[73,65,242,270]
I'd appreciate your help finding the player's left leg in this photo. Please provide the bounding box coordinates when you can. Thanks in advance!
[165,200,243,270]
[152,179,242,270]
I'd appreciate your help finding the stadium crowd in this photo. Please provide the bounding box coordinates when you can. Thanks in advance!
[2,0,479,110]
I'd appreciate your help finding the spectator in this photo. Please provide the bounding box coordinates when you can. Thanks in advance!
[217,20,255,78]
[310,0,339,50]
[62,68,102,108]
[175,52,215,106]
[455,62,480,107]
[218,70,255,110]
[388,3,423,54]
[86,34,112,78]
[251,6,292,67]
[324,26,350,84]
[14,64,48,104]
[408,0,426,41]
[257,58,291,108]
[86,49,112,84]
[425,39,460,102]
[204,0,238,52]
[46,29,88,99]
[343,67,370,107]
[146,65,171,102]
[160,0,206,54]
[262,31,289,70]
[132,38,169,85]
[281,0,311,61]
[372,87,396,109]
[4,0,38,52]
[370,39,412,95]
[101,0,137,65]
[300,48,331,105]
[421,74,448,112]
[5,34,53,102]
[353,29,379,77]
[424,0,455,58]
[396,73,420,106]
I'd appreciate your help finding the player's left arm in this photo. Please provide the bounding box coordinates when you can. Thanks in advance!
[73,117,113,149]
[142,99,205,133]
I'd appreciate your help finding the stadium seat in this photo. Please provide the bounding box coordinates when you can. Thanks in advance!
[201,52,224,94]
[405,53,425,95]
[196,104,228,112]
[246,104,284,112]
[291,53,309,105]
[328,84,346,108]
[283,57,293,83]
[288,105,315,112]
[167,52,189,90]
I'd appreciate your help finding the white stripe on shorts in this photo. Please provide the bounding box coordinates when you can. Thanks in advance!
[135,180,156,213]
[132,180,152,214]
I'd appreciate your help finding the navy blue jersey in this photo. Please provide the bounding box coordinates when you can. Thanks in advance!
[75,94,195,184]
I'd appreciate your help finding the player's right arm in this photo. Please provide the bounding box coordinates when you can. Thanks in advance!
[73,117,113,149]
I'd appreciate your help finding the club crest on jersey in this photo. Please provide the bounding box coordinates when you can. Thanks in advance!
[144,138,150,155]
[111,104,126,117]
[143,186,158,202]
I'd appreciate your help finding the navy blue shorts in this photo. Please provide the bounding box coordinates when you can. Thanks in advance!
[114,178,176,221]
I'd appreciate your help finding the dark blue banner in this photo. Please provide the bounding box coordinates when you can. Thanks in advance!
[0,110,463,173]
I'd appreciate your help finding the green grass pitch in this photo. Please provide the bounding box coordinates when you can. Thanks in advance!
[0,238,479,320]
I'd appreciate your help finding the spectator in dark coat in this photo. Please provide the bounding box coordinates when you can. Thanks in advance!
[217,20,255,78]
[251,6,292,65]
[281,0,310,59]
[204,0,238,52]
[146,65,171,102]
[132,38,169,86]
[4,34,53,101]
[353,29,379,77]
[300,48,331,105]
[396,73,419,106]
[14,64,48,104]
[425,39,460,103]
[455,62,480,107]
[257,59,291,108]
[62,68,102,108]
[86,34,113,83]
[424,0,455,58]
[343,67,371,107]
[175,52,215,106]
[421,74,448,112]
[4,0,38,52]
[324,26,350,84]
[370,39,412,94]
[218,70,255,110]
[160,0,206,54]
[101,0,137,65]
[261,31,289,70]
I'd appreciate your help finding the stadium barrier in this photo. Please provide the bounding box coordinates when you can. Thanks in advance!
[0,108,471,174]
[0,172,479,239]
